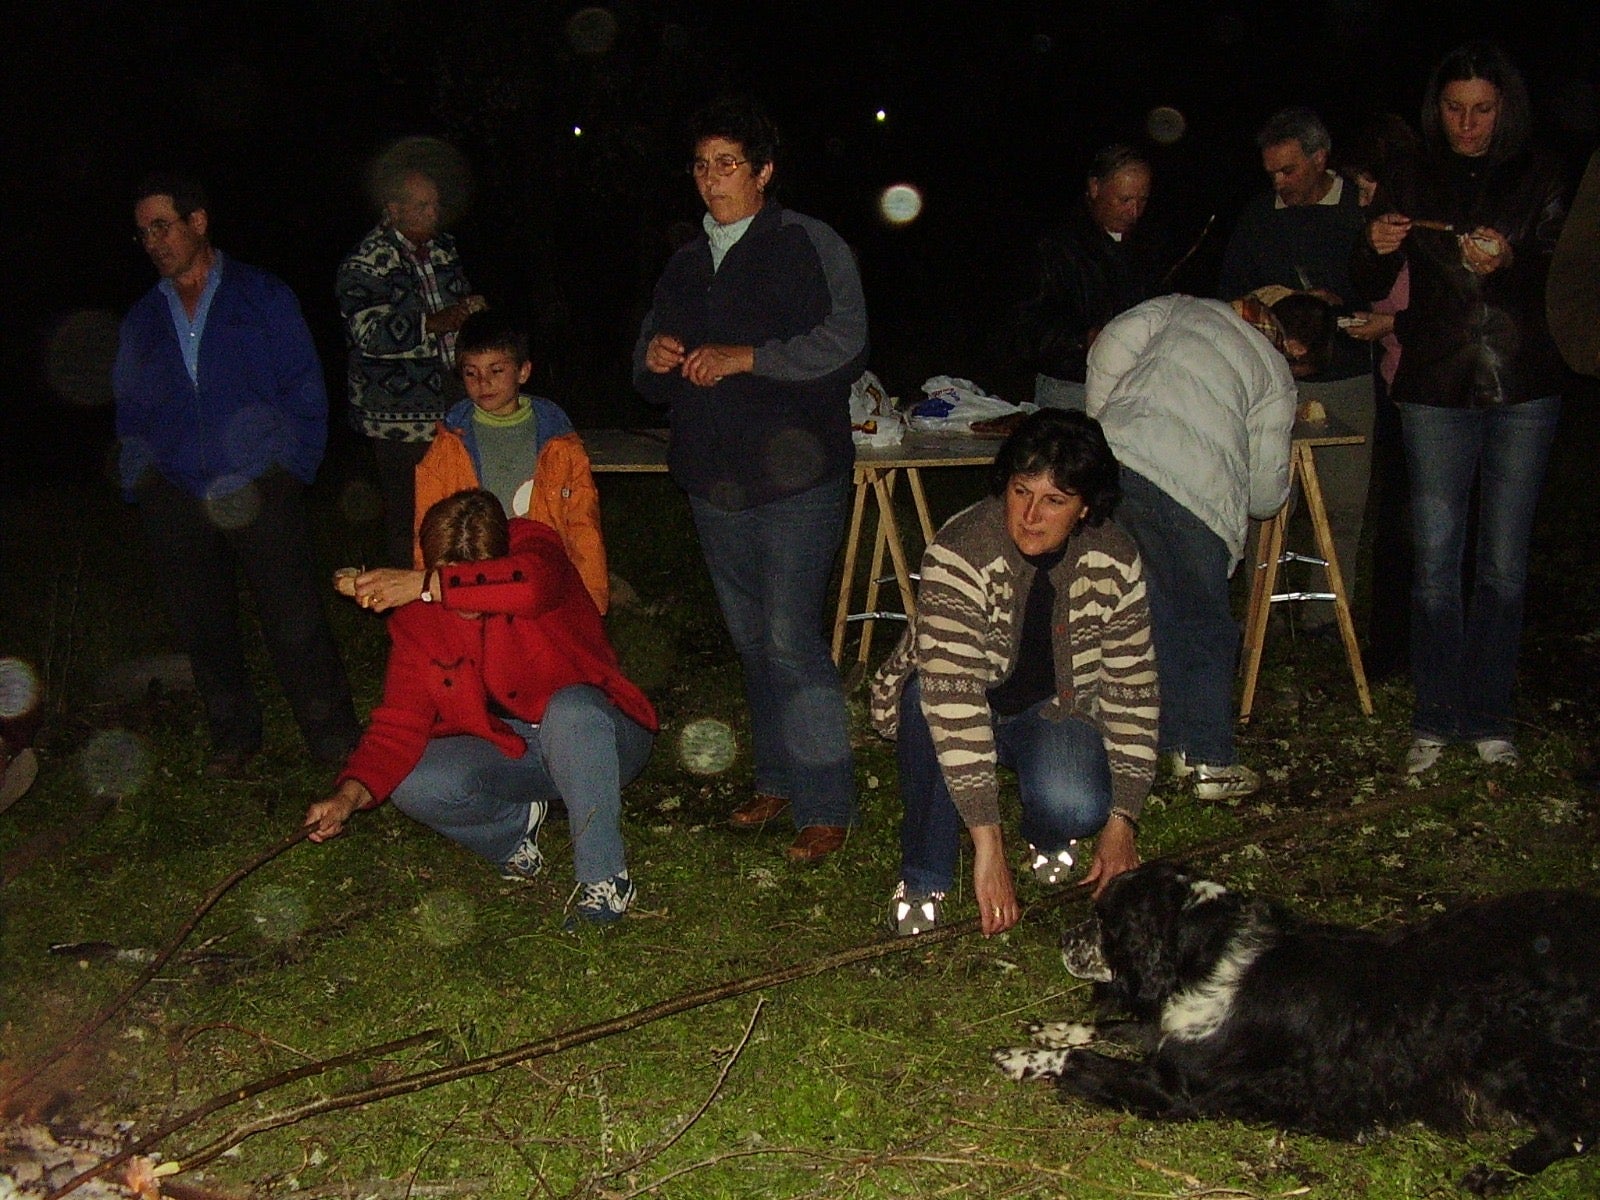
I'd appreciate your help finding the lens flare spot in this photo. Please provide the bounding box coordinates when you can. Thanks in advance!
[415,889,478,947]
[251,884,309,943]
[878,183,924,226]
[1146,105,1188,145]
[679,718,736,776]
[47,311,120,408]
[78,729,149,798]
[0,658,42,720]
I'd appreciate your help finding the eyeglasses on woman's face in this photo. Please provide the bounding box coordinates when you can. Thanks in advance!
[688,154,749,178]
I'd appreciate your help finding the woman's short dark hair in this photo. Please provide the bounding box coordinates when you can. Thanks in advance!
[1420,40,1531,165]
[419,489,509,571]
[988,409,1121,527]
[688,96,780,174]
[1271,292,1336,376]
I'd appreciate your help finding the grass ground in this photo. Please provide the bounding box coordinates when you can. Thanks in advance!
[3,399,1599,1198]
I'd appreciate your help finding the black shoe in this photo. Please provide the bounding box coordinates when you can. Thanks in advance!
[204,746,258,780]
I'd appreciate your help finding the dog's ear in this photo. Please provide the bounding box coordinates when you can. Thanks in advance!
[1181,878,1229,911]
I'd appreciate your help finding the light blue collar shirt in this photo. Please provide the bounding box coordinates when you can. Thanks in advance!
[159,249,226,385]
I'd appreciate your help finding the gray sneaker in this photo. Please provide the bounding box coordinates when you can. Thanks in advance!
[498,800,549,882]
[890,880,944,936]
[567,871,635,926]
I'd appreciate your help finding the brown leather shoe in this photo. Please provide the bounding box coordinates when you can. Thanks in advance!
[786,825,847,863]
[730,792,789,829]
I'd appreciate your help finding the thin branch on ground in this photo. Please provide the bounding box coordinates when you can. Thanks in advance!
[597,996,765,1184]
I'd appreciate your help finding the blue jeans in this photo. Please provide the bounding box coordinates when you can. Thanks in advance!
[897,674,1112,894]
[389,685,654,883]
[1115,470,1239,764]
[689,478,857,828]
[1401,397,1560,741]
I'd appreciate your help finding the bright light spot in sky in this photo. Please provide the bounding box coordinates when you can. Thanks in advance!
[1145,106,1187,145]
[573,126,583,138]
[678,718,736,776]
[0,659,40,720]
[875,109,887,123]
[878,183,924,226]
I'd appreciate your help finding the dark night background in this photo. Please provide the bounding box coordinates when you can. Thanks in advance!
[5,1,1598,500]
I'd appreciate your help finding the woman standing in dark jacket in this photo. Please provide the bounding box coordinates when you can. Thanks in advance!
[634,97,867,862]
[1351,41,1567,775]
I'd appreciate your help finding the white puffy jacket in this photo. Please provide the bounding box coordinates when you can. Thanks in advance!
[1086,295,1295,568]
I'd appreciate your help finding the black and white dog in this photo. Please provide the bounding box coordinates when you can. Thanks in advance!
[993,862,1600,1194]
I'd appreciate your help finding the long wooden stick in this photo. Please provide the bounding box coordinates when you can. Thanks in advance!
[159,782,1457,1177]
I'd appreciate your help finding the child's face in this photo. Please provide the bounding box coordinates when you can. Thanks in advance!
[460,349,532,417]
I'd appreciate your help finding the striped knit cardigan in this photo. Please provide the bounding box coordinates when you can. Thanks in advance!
[869,496,1159,829]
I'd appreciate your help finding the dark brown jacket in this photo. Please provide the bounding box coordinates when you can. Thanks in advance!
[1351,147,1567,407]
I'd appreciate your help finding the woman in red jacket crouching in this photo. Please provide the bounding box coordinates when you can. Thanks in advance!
[305,490,657,925]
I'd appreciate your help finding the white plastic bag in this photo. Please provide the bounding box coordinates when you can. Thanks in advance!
[849,370,906,447]
[907,375,1034,432]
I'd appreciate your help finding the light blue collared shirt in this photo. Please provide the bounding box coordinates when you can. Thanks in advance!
[159,250,226,384]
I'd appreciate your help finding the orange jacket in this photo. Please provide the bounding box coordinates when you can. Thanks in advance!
[414,397,609,613]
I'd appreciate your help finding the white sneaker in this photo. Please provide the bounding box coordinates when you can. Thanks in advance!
[1404,737,1447,776]
[890,881,944,936]
[1475,738,1520,767]
[1191,762,1261,800]
[1165,751,1195,779]
[1028,842,1078,885]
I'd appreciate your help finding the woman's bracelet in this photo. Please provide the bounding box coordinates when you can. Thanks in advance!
[1108,808,1139,834]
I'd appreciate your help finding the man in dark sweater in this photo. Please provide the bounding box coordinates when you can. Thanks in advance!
[1219,108,1373,631]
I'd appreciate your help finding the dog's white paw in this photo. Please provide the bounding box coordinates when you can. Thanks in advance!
[992,1046,1072,1082]
[1026,1020,1098,1049]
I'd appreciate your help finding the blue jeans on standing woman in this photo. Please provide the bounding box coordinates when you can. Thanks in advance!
[389,685,654,883]
[689,477,858,829]
[1401,396,1560,743]
[897,674,1111,895]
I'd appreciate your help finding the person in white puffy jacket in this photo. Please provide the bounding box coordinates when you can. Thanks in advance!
[1085,291,1331,799]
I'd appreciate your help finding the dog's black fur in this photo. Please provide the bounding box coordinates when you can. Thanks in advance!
[993,863,1600,1194]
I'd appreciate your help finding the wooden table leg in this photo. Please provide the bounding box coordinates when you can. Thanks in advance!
[1238,505,1287,723]
[831,468,872,665]
[857,469,898,666]
[1298,445,1374,715]
[906,467,935,545]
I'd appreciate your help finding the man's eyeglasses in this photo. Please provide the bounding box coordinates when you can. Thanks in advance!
[687,155,749,178]
[133,218,181,245]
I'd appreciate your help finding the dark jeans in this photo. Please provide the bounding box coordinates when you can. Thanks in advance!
[688,478,857,829]
[371,437,432,568]
[1115,470,1239,765]
[897,674,1111,895]
[135,469,360,761]
[1401,397,1560,741]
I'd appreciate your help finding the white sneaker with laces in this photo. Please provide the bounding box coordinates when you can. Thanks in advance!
[1028,842,1077,885]
[1404,737,1447,776]
[891,880,944,936]
[1191,761,1261,800]
[1474,738,1520,767]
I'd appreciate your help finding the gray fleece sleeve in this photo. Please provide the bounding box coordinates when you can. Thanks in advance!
[752,213,868,381]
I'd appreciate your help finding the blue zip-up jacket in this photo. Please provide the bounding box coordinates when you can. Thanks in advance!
[114,256,328,499]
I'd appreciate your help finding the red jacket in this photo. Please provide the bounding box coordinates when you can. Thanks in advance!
[340,519,656,806]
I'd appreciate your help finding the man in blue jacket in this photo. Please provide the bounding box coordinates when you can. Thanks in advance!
[115,175,360,778]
